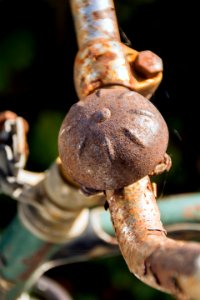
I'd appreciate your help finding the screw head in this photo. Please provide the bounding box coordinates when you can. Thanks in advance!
[58,88,169,190]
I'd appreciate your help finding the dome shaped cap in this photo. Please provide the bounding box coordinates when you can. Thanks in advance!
[58,88,169,190]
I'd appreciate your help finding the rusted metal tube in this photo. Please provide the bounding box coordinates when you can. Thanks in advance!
[69,0,163,100]
[69,0,120,48]
[69,0,135,98]
[106,177,200,299]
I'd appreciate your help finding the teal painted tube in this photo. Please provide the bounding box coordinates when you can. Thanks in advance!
[99,193,200,236]
[158,193,200,225]
[0,215,61,300]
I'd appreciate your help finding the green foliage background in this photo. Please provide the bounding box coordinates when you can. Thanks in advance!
[0,0,199,299]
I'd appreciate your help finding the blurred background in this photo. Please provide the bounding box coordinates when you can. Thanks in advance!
[0,0,199,299]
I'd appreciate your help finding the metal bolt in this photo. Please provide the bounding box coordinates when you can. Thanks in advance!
[134,50,163,79]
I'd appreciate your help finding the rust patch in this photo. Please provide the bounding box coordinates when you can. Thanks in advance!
[74,40,135,98]
[93,8,115,20]
[75,0,91,8]
[20,243,53,280]
[134,50,163,79]
[171,277,183,294]
[146,245,200,278]
[59,88,169,190]
[183,204,200,219]
[95,51,117,64]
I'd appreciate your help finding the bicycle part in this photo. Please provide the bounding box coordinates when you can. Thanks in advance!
[0,154,108,300]
[48,206,118,265]
[122,45,163,99]
[95,193,200,237]
[134,50,163,79]
[0,116,28,175]
[17,160,105,243]
[0,203,88,300]
[1,1,197,300]
[166,223,200,242]
[32,276,73,300]
[0,215,61,300]
[18,294,35,300]
[1,156,105,242]
[106,177,200,300]
[0,115,29,200]
[59,0,169,190]
[71,0,162,99]
[0,111,17,127]
[18,276,72,300]
[60,0,200,299]
[0,197,118,300]
[59,88,169,190]
[3,166,200,300]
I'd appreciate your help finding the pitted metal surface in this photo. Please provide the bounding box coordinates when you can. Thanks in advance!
[70,0,120,48]
[134,50,163,79]
[58,88,169,190]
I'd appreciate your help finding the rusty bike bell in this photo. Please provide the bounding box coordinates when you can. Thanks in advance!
[58,88,169,191]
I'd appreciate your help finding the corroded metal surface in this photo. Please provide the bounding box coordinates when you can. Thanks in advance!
[106,177,200,299]
[70,0,120,48]
[151,153,172,175]
[58,88,169,190]
[74,41,163,100]
[74,40,135,99]
[73,39,163,100]
[122,45,163,99]
[70,0,163,99]
[134,50,163,79]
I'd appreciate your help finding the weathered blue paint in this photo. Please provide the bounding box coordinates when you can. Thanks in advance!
[0,215,61,300]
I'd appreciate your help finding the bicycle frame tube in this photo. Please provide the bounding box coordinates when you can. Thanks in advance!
[0,160,100,300]
[0,215,60,300]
